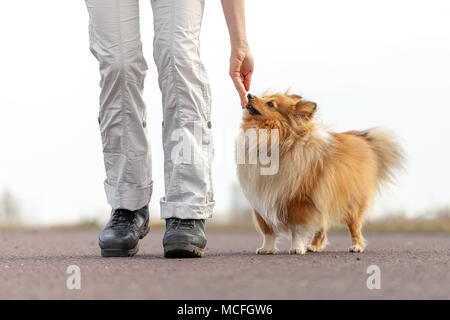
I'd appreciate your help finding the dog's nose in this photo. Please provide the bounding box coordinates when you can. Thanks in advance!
[247,93,254,100]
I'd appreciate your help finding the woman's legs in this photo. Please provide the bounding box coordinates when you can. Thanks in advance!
[85,0,152,211]
[86,0,213,219]
[151,0,214,220]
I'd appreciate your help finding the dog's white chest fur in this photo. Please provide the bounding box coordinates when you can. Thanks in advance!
[235,127,331,231]
[235,131,290,231]
[236,160,282,230]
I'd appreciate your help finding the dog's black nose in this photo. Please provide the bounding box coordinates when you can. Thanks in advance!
[247,93,254,100]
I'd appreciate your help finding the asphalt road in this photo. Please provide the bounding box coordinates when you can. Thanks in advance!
[0,229,448,299]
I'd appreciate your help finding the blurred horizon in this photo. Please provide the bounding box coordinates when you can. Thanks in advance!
[1,0,450,227]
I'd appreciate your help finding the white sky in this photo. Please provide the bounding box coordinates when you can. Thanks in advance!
[0,0,449,225]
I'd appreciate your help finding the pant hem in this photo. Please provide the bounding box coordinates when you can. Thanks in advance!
[160,198,214,220]
[105,181,153,211]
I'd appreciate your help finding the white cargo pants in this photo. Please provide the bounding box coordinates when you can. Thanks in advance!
[85,0,214,219]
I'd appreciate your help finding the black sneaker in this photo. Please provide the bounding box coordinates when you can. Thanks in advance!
[163,218,207,258]
[99,206,150,257]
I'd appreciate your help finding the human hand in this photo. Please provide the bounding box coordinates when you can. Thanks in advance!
[229,45,254,108]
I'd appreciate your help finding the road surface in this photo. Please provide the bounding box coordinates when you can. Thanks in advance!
[0,229,448,299]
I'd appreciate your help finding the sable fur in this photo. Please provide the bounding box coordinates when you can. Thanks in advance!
[236,93,404,254]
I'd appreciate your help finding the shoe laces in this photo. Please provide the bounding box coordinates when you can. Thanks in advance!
[172,219,195,230]
[110,209,136,228]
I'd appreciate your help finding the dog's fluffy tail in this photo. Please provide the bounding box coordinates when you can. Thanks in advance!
[362,128,405,186]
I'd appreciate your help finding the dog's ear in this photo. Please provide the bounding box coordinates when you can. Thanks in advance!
[294,99,317,120]
[288,94,303,100]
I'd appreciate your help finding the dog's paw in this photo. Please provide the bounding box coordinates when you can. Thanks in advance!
[256,247,278,255]
[289,247,307,255]
[307,245,322,252]
[349,244,364,253]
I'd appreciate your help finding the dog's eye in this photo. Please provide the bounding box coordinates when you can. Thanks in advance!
[267,101,274,108]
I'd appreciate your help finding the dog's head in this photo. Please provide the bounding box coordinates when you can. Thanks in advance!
[243,93,317,131]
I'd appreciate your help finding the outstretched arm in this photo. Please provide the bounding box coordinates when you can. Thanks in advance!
[221,0,254,108]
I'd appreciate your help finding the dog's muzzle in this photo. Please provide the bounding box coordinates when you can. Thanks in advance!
[246,104,261,116]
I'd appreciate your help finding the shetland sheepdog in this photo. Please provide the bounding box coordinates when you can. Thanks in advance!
[236,93,404,254]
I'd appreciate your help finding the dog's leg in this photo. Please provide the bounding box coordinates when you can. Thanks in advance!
[307,228,328,252]
[347,215,365,253]
[257,233,278,255]
[253,210,278,254]
[290,225,309,255]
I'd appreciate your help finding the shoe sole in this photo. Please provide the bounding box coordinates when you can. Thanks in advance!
[164,243,204,258]
[100,224,150,258]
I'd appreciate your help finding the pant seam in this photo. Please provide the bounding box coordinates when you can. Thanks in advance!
[167,0,183,191]
[115,0,128,204]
